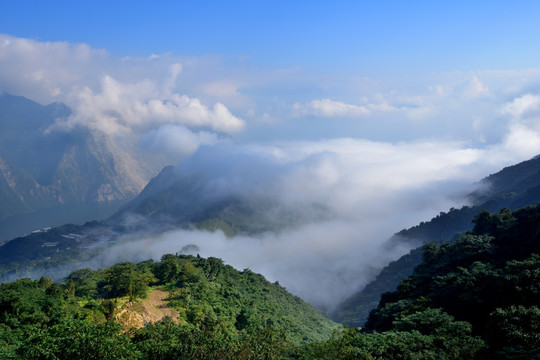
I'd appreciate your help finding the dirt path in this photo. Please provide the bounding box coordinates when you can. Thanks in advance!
[116,289,180,329]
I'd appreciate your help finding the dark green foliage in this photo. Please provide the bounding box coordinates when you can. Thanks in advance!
[66,268,100,297]
[154,254,182,284]
[487,305,540,357]
[18,319,137,360]
[152,255,337,344]
[0,323,21,360]
[301,324,483,360]
[360,205,540,358]
[132,317,292,360]
[0,277,68,327]
[103,262,156,299]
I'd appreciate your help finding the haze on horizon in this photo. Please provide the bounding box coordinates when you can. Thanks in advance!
[1,1,540,310]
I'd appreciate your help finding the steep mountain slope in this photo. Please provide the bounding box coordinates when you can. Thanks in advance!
[0,93,164,224]
[333,154,540,327]
[0,155,55,219]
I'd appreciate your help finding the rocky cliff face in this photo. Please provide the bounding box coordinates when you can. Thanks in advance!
[51,131,152,203]
[0,93,165,221]
[0,155,55,219]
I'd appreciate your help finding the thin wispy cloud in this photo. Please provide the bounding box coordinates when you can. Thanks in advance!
[292,99,370,118]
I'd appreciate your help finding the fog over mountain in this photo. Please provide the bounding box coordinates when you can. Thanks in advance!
[71,140,540,312]
[2,32,540,311]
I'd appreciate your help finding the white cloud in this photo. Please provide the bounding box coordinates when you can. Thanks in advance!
[502,124,540,158]
[4,34,540,152]
[292,98,370,117]
[0,34,107,103]
[503,93,540,119]
[52,72,245,136]
[139,124,221,160]
[0,34,245,142]
[495,93,540,159]
[285,75,493,141]
[453,75,490,99]
[199,81,242,100]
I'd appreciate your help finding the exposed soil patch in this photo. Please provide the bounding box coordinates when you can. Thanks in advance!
[116,289,180,329]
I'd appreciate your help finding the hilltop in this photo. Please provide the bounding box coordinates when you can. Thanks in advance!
[0,253,338,359]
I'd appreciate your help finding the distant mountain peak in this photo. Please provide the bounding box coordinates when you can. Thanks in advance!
[0,93,167,222]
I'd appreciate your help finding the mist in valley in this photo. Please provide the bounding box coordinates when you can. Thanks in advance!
[2,27,540,312]
[58,138,537,312]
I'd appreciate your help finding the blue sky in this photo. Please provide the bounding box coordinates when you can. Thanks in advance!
[2,1,540,75]
[1,1,540,151]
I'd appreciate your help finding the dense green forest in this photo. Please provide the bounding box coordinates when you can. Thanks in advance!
[2,204,540,358]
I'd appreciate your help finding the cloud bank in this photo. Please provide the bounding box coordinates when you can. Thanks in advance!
[54,75,245,136]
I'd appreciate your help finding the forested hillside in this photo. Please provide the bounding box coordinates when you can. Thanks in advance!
[0,254,337,359]
[334,155,540,327]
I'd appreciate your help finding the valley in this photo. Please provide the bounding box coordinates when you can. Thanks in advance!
[0,199,130,243]
[1,6,540,356]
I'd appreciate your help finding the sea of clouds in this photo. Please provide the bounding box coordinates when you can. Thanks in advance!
[2,34,540,311]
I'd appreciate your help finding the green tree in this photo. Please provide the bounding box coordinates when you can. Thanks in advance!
[154,254,181,284]
[18,319,138,360]
[487,305,540,357]
[104,262,156,299]
[66,268,99,298]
